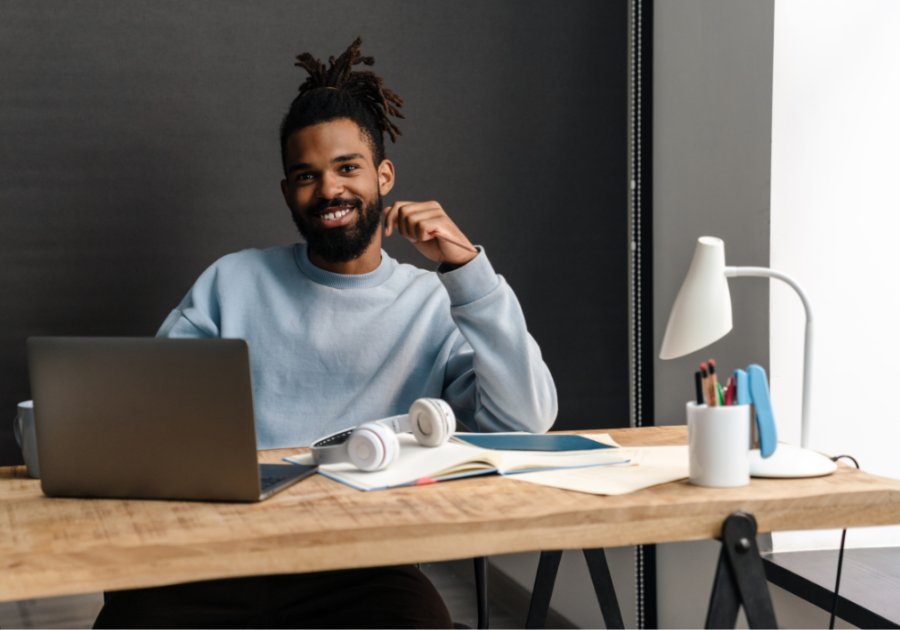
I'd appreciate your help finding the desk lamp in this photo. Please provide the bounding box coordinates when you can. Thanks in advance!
[659,236,836,478]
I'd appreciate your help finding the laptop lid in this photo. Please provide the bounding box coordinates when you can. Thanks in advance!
[28,337,263,502]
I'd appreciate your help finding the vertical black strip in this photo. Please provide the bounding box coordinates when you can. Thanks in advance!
[638,0,654,433]
[631,0,656,628]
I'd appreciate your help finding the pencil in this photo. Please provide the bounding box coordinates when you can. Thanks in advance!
[708,359,719,407]
[694,371,704,405]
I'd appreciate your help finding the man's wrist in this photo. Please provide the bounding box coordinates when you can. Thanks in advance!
[438,247,500,306]
[438,249,478,272]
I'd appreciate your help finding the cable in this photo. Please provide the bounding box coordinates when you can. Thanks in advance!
[828,455,860,629]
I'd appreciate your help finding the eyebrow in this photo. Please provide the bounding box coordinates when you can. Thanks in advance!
[287,153,365,174]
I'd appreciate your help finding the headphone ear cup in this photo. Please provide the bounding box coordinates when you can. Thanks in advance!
[348,423,399,471]
[409,398,456,447]
[434,398,457,437]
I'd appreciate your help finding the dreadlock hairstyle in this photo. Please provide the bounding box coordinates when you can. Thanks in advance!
[279,37,405,173]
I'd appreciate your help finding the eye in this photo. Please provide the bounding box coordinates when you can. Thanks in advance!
[294,172,315,183]
[340,164,359,173]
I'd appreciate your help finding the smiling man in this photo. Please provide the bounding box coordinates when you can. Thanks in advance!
[93,38,557,629]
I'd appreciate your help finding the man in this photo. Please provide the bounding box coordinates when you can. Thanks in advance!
[93,38,556,629]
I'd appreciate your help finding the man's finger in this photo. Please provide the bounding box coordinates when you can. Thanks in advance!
[385,201,448,240]
[384,201,408,236]
[398,205,440,239]
[410,212,447,242]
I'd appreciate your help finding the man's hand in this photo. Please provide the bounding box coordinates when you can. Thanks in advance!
[383,201,478,267]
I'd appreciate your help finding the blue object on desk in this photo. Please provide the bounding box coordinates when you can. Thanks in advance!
[455,434,614,451]
[746,364,778,458]
[735,369,750,406]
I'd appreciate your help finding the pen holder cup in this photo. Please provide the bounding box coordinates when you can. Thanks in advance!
[687,402,750,488]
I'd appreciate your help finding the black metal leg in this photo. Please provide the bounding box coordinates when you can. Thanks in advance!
[705,512,778,629]
[525,550,563,629]
[706,545,742,629]
[474,556,489,629]
[583,548,625,629]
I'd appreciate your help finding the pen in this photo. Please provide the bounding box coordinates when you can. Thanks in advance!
[695,371,704,405]
[724,376,735,406]
[700,363,710,405]
[708,359,719,407]
[717,382,725,406]
[428,231,479,254]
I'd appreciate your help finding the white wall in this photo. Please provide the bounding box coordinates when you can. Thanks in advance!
[770,0,900,552]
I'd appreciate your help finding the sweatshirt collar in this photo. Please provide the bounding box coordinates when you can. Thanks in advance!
[294,244,396,289]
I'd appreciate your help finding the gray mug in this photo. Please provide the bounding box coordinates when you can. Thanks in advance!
[14,400,40,479]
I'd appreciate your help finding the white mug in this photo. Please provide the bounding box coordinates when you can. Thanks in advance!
[14,400,40,479]
[687,402,750,487]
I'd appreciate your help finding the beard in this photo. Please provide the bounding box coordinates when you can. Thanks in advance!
[291,193,382,264]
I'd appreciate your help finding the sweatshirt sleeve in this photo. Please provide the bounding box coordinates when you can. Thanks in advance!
[156,263,222,338]
[438,248,558,434]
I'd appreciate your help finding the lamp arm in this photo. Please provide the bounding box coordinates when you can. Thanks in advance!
[724,266,814,449]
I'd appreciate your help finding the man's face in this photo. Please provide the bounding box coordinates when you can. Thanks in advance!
[280,119,394,263]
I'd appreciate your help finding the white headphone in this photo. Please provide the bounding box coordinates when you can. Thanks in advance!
[310,398,456,472]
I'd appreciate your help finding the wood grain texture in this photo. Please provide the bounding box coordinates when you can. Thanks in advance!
[0,426,898,602]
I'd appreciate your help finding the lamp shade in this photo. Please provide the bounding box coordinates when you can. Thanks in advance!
[659,236,733,359]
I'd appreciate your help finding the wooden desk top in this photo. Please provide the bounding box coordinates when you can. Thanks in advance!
[1,426,899,602]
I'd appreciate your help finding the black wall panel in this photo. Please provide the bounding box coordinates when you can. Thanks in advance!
[0,0,628,464]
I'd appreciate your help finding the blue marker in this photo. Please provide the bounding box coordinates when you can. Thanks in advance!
[746,364,778,458]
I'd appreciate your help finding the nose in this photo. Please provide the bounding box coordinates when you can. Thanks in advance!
[316,171,344,200]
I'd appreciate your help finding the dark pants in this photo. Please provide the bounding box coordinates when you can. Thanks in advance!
[93,565,453,629]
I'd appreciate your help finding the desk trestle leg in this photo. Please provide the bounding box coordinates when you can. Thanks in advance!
[584,548,625,628]
[525,549,624,629]
[705,512,778,629]
[474,556,489,629]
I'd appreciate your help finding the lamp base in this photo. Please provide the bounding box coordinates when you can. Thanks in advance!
[749,444,837,478]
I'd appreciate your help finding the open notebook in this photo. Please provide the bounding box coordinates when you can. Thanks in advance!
[285,433,630,491]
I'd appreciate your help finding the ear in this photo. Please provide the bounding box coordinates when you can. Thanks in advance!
[377,159,395,196]
[280,178,290,206]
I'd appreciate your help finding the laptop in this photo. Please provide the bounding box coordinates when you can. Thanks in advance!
[27,337,317,502]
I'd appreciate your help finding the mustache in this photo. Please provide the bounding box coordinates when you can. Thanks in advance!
[307,197,363,216]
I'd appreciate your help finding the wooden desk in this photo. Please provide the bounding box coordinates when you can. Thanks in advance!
[1,426,899,604]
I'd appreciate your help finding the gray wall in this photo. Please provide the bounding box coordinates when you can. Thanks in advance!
[0,0,630,464]
[652,1,775,628]
[653,0,774,427]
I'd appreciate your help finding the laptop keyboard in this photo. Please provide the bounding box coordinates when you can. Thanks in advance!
[260,476,284,490]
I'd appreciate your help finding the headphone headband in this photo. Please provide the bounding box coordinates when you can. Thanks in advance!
[310,428,355,465]
[310,399,455,471]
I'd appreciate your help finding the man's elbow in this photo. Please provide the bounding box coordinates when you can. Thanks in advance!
[531,388,558,434]
[514,383,557,434]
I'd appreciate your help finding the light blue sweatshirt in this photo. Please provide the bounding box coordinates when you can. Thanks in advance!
[157,244,557,449]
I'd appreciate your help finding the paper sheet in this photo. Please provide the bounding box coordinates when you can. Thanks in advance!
[511,445,689,495]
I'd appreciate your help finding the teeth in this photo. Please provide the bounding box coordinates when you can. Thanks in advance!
[322,208,350,221]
